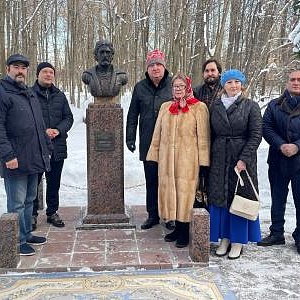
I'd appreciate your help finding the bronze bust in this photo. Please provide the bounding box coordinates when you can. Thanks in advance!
[82,40,128,98]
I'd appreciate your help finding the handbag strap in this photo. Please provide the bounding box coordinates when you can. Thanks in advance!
[234,167,260,202]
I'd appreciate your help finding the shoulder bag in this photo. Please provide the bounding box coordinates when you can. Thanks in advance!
[229,167,260,221]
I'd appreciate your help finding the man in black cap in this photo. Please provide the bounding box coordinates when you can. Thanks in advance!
[0,54,52,255]
[31,62,73,230]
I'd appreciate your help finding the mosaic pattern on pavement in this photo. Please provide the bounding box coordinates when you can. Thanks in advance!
[0,268,235,299]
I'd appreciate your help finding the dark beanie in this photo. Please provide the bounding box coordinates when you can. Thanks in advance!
[36,62,55,76]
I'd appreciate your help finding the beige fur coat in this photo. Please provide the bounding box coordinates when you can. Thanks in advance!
[146,100,210,222]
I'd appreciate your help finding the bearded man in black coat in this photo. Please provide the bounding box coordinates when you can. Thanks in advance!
[0,54,52,256]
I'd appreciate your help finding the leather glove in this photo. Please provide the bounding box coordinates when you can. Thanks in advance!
[126,141,136,153]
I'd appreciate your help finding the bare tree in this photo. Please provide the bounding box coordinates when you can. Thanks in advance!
[1,0,298,104]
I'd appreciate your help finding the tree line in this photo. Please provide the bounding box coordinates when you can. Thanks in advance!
[0,0,298,106]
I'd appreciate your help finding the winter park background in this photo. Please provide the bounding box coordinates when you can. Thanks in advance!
[2,1,300,298]
[0,91,299,299]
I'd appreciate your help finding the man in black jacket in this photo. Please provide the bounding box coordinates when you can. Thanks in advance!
[126,49,172,229]
[258,69,300,254]
[0,54,52,256]
[193,59,223,108]
[31,62,74,230]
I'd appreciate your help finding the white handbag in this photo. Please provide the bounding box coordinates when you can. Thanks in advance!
[229,167,260,221]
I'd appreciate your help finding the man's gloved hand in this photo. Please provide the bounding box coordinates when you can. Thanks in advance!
[126,141,136,153]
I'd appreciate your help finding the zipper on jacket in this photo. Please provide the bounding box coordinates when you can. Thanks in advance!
[46,88,51,127]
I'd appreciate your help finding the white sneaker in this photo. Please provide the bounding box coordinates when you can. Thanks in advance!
[228,243,243,259]
[216,238,230,256]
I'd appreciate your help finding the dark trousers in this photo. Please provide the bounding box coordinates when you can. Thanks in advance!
[33,160,64,217]
[143,161,159,219]
[269,165,300,242]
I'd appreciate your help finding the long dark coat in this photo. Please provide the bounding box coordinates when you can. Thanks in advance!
[32,82,74,161]
[208,95,262,208]
[126,70,172,161]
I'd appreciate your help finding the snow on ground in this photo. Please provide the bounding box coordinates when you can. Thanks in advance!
[0,93,299,299]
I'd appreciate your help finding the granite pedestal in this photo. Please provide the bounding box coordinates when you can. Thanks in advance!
[0,213,19,268]
[81,98,132,228]
[189,208,210,263]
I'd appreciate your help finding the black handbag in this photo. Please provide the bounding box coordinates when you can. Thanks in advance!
[194,173,208,209]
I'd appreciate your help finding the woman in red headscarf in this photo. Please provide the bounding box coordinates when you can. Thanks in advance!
[147,72,210,247]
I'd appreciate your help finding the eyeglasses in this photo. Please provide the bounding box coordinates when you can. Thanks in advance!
[173,84,186,90]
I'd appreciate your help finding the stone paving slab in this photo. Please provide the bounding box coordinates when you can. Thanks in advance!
[0,206,206,273]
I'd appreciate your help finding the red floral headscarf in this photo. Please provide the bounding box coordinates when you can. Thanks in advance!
[169,73,198,114]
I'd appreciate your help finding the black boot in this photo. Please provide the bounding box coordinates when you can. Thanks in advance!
[164,220,180,242]
[141,217,160,230]
[175,221,189,248]
[31,215,37,231]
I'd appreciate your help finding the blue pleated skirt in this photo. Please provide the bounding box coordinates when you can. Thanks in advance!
[209,204,261,244]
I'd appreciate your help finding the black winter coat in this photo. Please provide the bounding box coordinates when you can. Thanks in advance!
[126,70,172,161]
[263,91,300,175]
[0,77,52,177]
[193,82,222,108]
[32,82,74,161]
[208,95,262,208]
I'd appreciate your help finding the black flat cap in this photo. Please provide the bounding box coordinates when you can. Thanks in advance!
[6,54,30,67]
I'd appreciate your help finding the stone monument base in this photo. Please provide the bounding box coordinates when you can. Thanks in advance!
[83,213,129,224]
[78,212,135,229]
[80,100,135,230]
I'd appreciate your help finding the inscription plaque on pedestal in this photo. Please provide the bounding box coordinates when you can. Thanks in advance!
[95,131,115,152]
